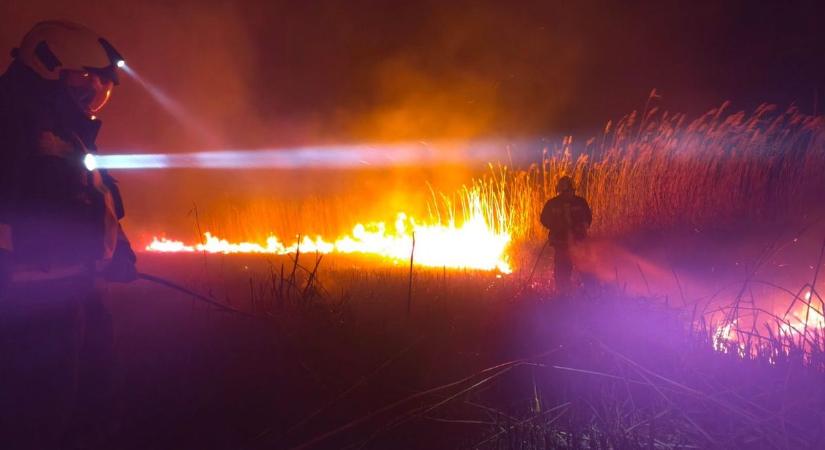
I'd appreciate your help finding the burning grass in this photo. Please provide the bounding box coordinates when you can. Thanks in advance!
[143,101,825,274]
[122,101,825,447]
[142,100,825,353]
[470,101,825,242]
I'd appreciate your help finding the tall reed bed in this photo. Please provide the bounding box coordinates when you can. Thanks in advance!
[455,102,825,244]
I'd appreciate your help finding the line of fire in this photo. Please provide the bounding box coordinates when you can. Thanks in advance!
[1,3,825,449]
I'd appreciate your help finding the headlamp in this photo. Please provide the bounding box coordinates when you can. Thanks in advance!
[84,153,97,171]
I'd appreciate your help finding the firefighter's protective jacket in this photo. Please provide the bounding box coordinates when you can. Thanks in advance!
[0,61,133,269]
[540,194,592,246]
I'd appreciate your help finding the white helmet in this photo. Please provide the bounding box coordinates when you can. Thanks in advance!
[13,21,125,114]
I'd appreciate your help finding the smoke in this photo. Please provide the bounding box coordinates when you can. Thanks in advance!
[573,239,688,302]
[2,1,824,241]
[117,64,223,148]
[3,1,824,147]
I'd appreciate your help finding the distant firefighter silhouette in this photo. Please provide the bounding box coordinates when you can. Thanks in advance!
[0,21,135,449]
[540,176,592,291]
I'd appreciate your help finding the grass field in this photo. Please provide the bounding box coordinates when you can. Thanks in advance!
[104,102,825,449]
[118,235,825,449]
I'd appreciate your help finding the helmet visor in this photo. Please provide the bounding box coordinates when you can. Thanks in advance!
[61,70,114,114]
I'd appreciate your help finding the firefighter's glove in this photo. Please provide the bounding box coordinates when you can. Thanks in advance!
[0,250,11,292]
[103,241,137,283]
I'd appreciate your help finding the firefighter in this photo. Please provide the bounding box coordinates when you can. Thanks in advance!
[0,21,135,448]
[539,176,592,292]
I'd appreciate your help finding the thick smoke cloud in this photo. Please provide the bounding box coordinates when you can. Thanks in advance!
[3,1,825,148]
[2,1,824,241]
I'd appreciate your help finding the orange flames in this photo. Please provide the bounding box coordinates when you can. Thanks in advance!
[146,211,512,273]
[712,289,825,359]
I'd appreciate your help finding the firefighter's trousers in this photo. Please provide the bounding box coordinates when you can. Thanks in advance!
[0,273,114,449]
[553,243,574,291]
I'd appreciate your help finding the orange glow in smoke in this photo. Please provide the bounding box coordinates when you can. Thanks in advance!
[146,211,512,273]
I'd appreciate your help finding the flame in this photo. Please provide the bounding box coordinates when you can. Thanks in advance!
[713,320,741,354]
[146,211,512,273]
[712,290,825,360]
[779,290,825,336]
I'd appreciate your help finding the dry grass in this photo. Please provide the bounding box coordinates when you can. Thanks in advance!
[452,101,825,244]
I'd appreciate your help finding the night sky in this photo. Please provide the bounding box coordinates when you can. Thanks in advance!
[2,0,823,150]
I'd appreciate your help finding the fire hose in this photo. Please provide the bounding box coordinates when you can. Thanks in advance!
[2,264,252,318]
[525,240,550,287]
[515,240,550,296]
[136,272,256,319]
